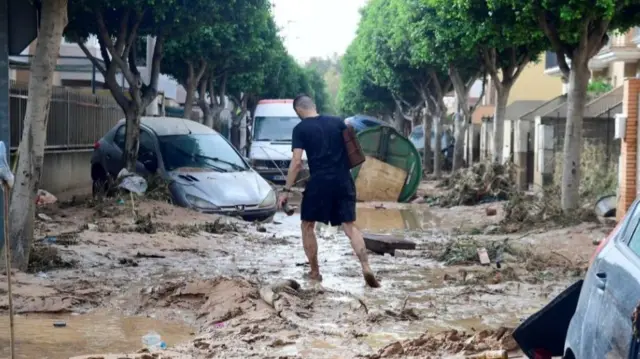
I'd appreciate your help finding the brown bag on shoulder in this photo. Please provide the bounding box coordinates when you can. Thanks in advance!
[343,125,366,169]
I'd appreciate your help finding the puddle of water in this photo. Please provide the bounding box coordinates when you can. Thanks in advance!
[355,206,440,233]
[0,310,194,359]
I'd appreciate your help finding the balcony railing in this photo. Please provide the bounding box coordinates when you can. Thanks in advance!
[545,51,559,70]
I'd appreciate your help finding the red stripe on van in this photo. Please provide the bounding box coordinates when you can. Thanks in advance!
[258,99,294,104]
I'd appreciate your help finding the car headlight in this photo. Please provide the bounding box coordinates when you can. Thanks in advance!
[186,194,219,210]
[259,190,276,208]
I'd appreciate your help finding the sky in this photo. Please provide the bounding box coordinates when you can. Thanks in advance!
[271,0,368,64]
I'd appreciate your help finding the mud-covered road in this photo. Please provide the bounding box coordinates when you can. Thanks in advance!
[0,184,610,359]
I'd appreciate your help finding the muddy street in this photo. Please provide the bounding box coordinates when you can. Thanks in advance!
[0,186,609,359]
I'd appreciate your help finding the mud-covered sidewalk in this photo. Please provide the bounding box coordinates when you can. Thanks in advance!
[0,183,610,359]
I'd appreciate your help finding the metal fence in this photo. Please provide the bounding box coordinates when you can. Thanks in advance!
[9,82,124,150]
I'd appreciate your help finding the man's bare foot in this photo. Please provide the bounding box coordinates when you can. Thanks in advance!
[363,271,380,288]
[303,271,323,281]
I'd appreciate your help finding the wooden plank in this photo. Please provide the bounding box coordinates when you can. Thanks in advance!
[354,156,407,202]
[362,232,416,256]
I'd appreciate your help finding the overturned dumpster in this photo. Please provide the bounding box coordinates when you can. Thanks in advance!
[351,126,422,202]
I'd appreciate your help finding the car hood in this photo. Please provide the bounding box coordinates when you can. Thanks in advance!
[169,168,273,207]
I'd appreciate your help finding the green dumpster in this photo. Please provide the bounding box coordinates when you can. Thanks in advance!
[351,126,423,202]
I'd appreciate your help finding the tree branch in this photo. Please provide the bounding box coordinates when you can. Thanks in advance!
[537,11,571,78]
[141,35,165,105]
[123,10,146,62]
[481,48,501,91]
[195,58,208,83]
[512,55,530,81]
[114,9,131,56]
[470,72,488,115]
[94,10,136,86]
[76,40,106,75]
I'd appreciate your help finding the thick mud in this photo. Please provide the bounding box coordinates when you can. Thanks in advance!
[0,189,610,358]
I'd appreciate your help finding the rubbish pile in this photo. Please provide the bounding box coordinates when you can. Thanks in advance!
[363,327,517,358]
[437,162,516,207]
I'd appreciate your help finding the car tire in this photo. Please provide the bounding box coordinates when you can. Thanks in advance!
[91,165,111,198]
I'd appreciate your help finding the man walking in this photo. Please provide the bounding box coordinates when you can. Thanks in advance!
[277,94,380,288]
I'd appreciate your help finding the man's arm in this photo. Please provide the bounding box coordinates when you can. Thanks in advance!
[284,148,304,190]
[284,125,304,191]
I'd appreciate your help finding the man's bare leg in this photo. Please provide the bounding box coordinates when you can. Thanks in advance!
[301,220,322,281]
[342,222,380,288]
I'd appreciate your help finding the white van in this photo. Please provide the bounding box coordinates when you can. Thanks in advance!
[249,99,308,183]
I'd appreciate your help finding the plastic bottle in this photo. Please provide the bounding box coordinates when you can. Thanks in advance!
[142,331,167,350]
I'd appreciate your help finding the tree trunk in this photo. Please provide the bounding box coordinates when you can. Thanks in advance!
[561,61,590,211]
[123,106,141,171]
[452,111,467,171]
[492,87,510,163]
[433,111,443,178]
[422,110,433,174]
[4,0,67,270]
[392,108,404,133]
[183,62,195,119]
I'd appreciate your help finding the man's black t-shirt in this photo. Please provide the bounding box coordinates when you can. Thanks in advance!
[291,115,350,179]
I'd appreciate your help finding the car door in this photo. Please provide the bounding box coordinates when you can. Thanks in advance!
[592,202,640,358]
[108,125,158,176]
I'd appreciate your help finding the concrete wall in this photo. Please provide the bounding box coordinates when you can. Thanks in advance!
[39,150,92,196]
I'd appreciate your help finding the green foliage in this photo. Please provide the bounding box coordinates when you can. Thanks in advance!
[305,56,341,114]
[587,78,613,96]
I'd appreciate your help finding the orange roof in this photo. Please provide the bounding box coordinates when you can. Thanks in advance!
[258,99,294,104]
[472,105,495,124]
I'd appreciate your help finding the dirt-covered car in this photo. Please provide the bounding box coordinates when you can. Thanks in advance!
[90,117,277,222]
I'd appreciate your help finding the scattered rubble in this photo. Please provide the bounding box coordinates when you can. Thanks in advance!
[362,327,517,358]
[436,162,516,207]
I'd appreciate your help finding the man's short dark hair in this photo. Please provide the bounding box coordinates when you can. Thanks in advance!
[293,94,316,110]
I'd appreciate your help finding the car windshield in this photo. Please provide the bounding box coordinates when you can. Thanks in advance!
[253,116,300,141]
[158,134,248,172]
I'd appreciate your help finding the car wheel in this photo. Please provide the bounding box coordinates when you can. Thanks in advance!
[91,165,111,198]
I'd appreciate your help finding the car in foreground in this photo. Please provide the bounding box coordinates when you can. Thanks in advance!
[91,117,277,222]
[513,200,639,358]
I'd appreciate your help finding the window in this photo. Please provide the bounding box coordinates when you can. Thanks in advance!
[253,116,301,141]
[113,126,155,155]
[114,126,126,149]
[158,133,248,172]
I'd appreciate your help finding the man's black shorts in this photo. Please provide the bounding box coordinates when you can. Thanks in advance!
[300,175,356,226]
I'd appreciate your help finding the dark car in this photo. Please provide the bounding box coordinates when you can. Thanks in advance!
[513,199,640,358]
[344,115,391,133]
[91,117,277,222]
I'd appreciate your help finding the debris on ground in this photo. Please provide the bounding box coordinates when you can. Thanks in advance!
[362,327,517,358]
[28,243,76,273]
[500,188,598,233]
[36,189,57,206]
[436,162,516,207]
[433,237,516,266]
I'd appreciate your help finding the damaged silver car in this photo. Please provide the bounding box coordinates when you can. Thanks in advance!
[91,117,277,222]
